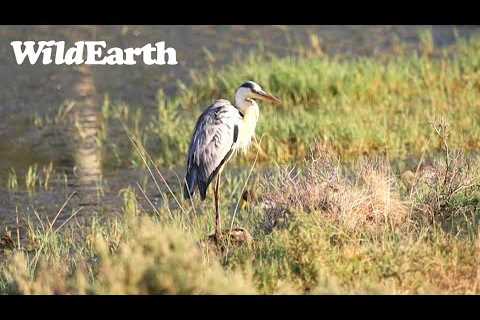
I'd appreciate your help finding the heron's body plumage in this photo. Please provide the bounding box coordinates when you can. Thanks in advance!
[184,99,257,200]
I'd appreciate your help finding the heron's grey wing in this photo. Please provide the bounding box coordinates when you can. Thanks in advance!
[186,100,242,199]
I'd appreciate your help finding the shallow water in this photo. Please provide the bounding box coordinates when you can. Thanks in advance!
[0,25,479,229]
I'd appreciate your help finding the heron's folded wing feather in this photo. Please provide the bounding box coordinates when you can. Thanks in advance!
[187,101,242,185]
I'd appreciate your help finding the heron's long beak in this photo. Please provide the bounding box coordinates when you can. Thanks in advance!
[255,90,282,104]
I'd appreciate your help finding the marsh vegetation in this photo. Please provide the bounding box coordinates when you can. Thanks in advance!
[1,27,480,294]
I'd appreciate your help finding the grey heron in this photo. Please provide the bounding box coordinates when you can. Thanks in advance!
[184,81,281,243]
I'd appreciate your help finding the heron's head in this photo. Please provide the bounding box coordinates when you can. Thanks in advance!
[235,81,281,107]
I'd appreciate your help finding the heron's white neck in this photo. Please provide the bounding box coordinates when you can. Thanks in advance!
[234,93,259,151]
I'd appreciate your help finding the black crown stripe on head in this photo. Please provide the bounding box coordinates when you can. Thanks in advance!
[239,81,256,89]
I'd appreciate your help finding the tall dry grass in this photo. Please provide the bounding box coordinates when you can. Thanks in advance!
[1,145,479,294]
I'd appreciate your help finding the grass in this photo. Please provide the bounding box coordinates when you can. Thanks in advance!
[1,31,480,294]
[6,162,58,193]
[1,142,479,294]
[88,32,480,170]
[24,32,480,171]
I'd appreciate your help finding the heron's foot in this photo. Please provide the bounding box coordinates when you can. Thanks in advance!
[205,227,253,252]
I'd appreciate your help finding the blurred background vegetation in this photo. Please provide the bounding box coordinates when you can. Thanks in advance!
[1,26,480,294]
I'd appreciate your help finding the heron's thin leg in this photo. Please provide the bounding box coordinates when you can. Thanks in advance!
[214,172,222,242]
